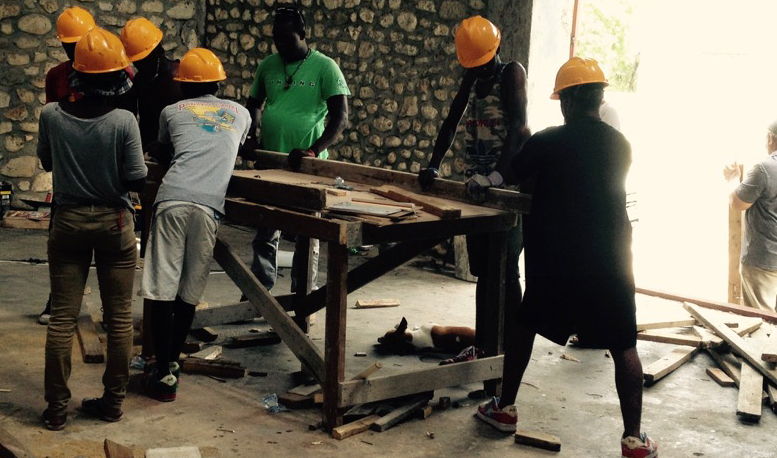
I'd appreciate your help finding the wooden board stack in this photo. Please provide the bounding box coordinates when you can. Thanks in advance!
[636,288,777,423]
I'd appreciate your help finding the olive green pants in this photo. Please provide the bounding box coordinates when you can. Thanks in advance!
[45,205,136,415]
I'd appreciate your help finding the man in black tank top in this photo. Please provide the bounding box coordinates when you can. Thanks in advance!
[417,15,530,385]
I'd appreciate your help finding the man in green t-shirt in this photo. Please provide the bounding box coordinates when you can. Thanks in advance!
[240,5,350,293]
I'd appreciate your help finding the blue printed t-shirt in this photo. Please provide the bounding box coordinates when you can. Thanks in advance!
[156,94,251,215]
[248,49,350,159]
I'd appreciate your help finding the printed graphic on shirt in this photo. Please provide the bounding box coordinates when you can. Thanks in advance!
[177,101,240,133]
[464,102,505,176]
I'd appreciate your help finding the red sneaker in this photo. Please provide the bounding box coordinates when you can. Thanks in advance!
[475,397,517,432]
[621,433,658,458]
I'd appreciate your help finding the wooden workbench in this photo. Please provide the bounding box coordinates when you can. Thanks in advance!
[143,151,530,432]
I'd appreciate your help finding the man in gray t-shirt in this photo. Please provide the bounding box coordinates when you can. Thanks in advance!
[726,120,777,312]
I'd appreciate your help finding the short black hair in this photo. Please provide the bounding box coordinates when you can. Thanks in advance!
[180,81,219,98]
[559,83,605,112]
[274,5,306,37]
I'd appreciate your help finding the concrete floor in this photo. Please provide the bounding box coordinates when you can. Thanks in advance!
[0,224,775,458]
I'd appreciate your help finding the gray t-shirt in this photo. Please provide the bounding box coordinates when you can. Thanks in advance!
[736,152,777,270]
[37,103,147,210]
[155,94,250,215]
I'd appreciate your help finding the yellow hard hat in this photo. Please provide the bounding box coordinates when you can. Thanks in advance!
[455,16,501,68]
[120,17,164,62]
[73,28,131,74]
[551,57,608,99]
[56,7,96,43]
[174,48,227,82]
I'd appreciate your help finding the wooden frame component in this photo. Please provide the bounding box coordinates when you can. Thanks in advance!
[323,242,349,429]
[251,150,532,213]
[638,287,777,324]
[213,237,325,382]
[338,356,504,407]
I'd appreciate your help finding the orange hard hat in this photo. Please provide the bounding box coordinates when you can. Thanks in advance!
[73,28,131,74]
[174,48,227,82]
[120,17,164,62]
[56,6,96,43]
[455,16,501,68]
[551,57,608,99]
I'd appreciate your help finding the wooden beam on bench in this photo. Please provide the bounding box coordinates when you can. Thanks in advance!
[213,237,325,383]
[371,185,461,219]
[338,356,503,407]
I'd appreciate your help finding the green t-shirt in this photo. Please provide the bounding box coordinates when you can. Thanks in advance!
[249,49,350,159]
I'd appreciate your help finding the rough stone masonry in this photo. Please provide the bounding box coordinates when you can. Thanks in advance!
[0,0,529,209]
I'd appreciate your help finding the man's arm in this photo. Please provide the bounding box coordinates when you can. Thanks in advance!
[730,190,754,212]
[428,69,476,170]
[309,94,348,155]
[495,62,530,183]
[239,94,265,161]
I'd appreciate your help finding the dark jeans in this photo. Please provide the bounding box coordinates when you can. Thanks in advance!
[45,205,136,414]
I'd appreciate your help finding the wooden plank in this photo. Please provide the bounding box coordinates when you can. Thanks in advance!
[288,384,322,397]
[0,425,37,458]
[354,299,400,309]
[226,332,282,348]
[331,415,381,440]
[181,341,205,354]
[339,356,503,407]
[104,439,134,458]
[189,346,222,360]
[180,357,246,378]
[229,171,328,210]
[371,185,461,219]
[514,430,562,452]
[251,150,532,213]
[637,287,777,324]
[728,163,744,304]
[189,327,218,343]
[145,446,201,458]
[76,314,104,364]
[370,394,430,432]
[637,329,701,348]
[213,237,325,383]
[692,326,723,348]
[684,303,777,387]
[224,198,355,246]
[324,242,349,430]
[277,392,314,409]
[344,403,379,423]
[706,367,736,387]
[191,301,258,328]
[737,361,763,422]
[736,318,763,337]
[707,348,742,386]
[643,347,698,385]
[636,318,696,332]
[767,384,777,411]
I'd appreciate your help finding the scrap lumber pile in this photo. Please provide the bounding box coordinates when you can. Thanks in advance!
[636,289,777,423]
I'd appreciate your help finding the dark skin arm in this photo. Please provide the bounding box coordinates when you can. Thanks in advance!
[288,95,348,170]
[238,90,266,161]
[495,61,530,184]
[427,68,477,170]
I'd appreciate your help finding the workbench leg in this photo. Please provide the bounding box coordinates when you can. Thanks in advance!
[478,230,507,396]
[293,236,314,334]
[323,242,348,431]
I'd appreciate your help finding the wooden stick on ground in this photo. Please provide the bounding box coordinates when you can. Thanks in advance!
[370,394,431,432]
[514,430,561,452]
[77,314,105,364]
[331,415,381,440]
[643,347,698,385]
[0,424,38,458]
[737,361,763,422]
[104,439,134,458]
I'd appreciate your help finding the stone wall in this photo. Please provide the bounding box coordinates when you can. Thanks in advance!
[0,0,203,208]
[208,0,490,178]
[0,0,536,208]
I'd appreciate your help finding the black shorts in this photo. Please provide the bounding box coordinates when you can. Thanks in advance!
[517,275,637,350]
